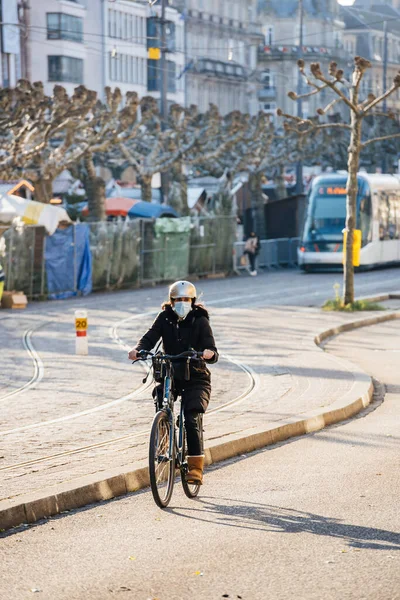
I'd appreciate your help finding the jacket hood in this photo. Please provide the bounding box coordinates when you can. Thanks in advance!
[164,303,210,320]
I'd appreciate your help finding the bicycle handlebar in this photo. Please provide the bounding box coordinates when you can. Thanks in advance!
[132,349,203,364]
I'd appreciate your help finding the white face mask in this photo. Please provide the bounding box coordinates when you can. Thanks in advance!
[173,301,192,320]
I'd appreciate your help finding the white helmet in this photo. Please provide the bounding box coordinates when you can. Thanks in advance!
[169,280,197,300]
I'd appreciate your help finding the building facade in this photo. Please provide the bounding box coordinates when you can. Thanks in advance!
[257,0,347,119]
[341,1,400,112]
[26,0,184,106]
[0,0,22,87]
[172,0,262,115]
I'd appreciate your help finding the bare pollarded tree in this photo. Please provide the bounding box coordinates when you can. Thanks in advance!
[108,101,247,214]
[0,81,140,214]
[280,56,400,304]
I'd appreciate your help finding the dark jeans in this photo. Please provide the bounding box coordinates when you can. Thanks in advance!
[248,251,256,271]
[185,411,203,456]
[153,385,204,455]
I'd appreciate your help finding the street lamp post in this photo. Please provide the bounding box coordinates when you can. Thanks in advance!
[160,0,168,125]
[382,20,388,173]
[295,0,304,196]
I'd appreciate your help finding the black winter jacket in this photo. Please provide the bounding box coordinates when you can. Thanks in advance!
[136,305,218,383]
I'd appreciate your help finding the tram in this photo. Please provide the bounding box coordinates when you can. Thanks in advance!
[298,172,400,271]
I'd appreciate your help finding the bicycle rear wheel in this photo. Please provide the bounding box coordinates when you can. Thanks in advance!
[181,427,201,499]
[149,411,175,508]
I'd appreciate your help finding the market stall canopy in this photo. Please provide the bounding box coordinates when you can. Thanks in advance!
[127,201,179,219]
[0,193,71,235]
[81,197,136,218]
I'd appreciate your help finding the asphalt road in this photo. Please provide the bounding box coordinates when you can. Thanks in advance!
[1,304,399,599]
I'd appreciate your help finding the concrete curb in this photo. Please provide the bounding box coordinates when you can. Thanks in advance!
[1,308,399,532]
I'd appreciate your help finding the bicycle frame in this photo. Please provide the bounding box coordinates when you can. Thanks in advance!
[134,349,204,506]
[160,364,185,470]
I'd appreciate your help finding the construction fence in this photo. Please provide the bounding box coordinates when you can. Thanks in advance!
[1,218,300,300]
[233,238,300,272]
[2,216,238,299]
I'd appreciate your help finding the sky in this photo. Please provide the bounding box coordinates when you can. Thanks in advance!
[337,0,355,5]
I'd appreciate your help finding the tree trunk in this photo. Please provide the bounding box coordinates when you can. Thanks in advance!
[34,178,53,203]
[344,113,362,305]
[274,166,287,200]
[169,160,189,216]
[84,153,106,221]
[140,175,152,203]
[248,172,265,238]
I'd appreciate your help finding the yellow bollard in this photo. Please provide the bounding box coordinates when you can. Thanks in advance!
[342,229,362,267]
[75,309,88,355]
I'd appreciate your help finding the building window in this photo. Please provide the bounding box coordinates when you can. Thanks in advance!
[48,56,83,83]
[147,59,158,91]
[261,69,273,89]
[47,13,83,42]
[147,17,176,51]
[147,59,176,92]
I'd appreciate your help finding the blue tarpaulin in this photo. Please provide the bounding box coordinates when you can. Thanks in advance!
[127,202,178,219]
[45,224,92,299]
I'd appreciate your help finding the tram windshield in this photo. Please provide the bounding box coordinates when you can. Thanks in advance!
[302,177,373,248]
[303,183,347,242]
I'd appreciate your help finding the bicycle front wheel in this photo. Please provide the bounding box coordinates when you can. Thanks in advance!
[149,411,175,508]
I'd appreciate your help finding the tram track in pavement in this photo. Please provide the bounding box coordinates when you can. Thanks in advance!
[0,287,280,433]
[0,353,258,473]
[0,297,260,473]
[0,324,46,404]
[1,274,399,476]
[0,272,398,416]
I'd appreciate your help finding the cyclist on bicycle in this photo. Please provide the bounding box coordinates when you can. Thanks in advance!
[128,280,218,485]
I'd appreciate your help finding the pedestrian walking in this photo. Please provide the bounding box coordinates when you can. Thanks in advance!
[243,232,260,276]
[128,280,218,485]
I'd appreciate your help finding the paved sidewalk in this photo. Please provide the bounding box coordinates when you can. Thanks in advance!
[1,275,399,528]
[0,310,380,503]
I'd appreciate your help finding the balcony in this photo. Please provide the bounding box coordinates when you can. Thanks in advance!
[194,58,247,80]
[258,45,351,63]
[258,87,277,100]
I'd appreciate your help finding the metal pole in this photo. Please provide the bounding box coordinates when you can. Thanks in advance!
[295,0,304,196]
[160,0,168,201]
[183,0,188,108]
[7,227,13,290]
[101,0,106,100]
[29,228,34,299]
[40,234,46,297]
[73,224,77,293]
[160,0,168,123]
[382,20,388,173]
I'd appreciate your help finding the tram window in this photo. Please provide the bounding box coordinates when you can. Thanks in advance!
[359,194,372,245]
[388,193,400,239]
[378,191,390,240]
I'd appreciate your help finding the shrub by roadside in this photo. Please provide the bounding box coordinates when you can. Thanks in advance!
[322,298,385,312]
[323,283,385,312]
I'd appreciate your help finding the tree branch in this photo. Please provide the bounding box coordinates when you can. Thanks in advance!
[361,131,400,148]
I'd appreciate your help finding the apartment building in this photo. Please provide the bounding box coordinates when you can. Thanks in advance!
[172,0,262,115]
[0,0,22,87]
[257,0,347,119]
[341,1,400,111]
[27,0,184,106]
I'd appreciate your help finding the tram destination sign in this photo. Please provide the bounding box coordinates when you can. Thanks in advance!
[319,186,347,195]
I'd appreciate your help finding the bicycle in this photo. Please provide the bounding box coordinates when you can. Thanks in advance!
[133,349,204,508]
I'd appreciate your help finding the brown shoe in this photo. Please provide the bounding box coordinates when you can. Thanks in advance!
[186,455,204,485]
